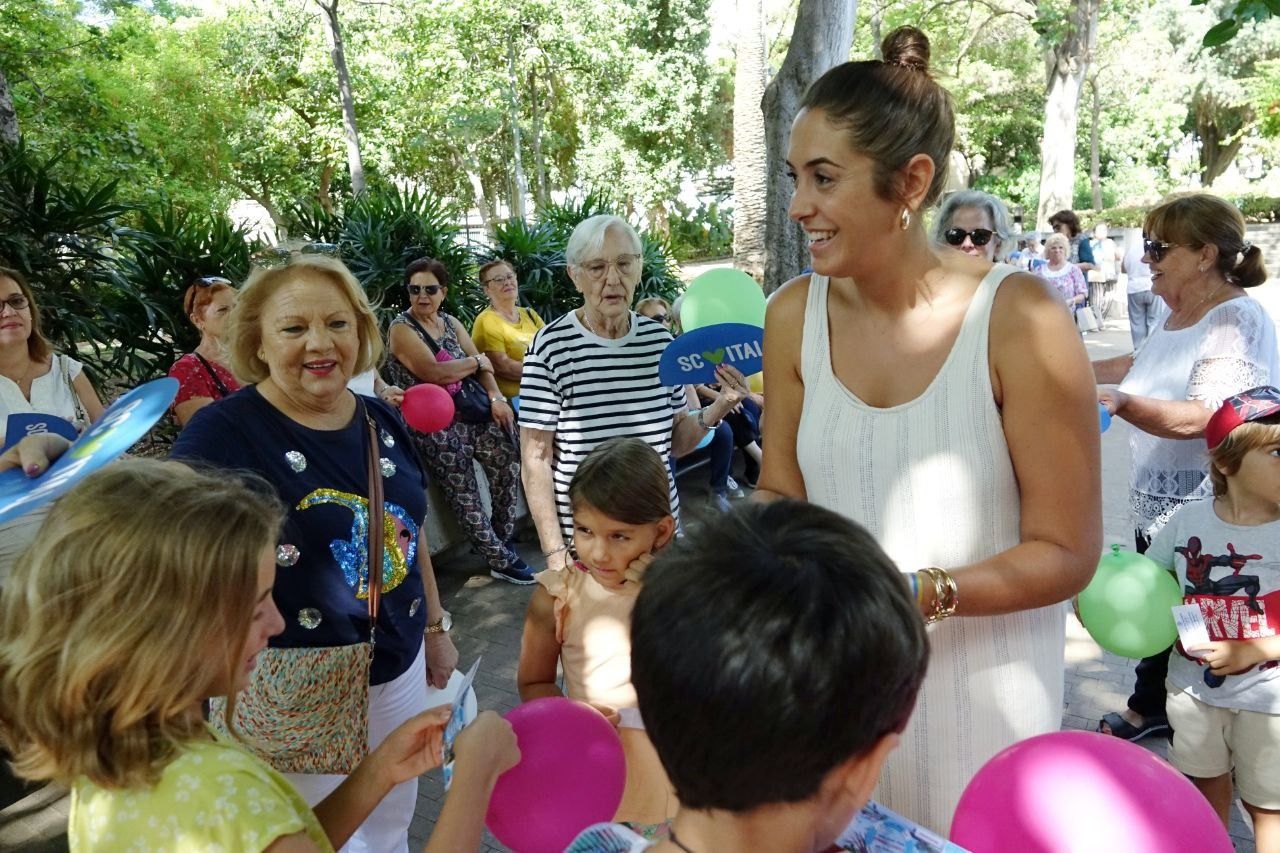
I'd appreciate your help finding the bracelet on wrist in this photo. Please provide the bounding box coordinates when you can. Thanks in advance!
[694,409,719,431]
[542,544,569,557]
[918,567,959,623]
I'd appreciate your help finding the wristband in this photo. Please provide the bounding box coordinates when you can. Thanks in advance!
[542,544,569,558]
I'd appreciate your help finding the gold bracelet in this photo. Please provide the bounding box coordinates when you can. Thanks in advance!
[919,567,959,623]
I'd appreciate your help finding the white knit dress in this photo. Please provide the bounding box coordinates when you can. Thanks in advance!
[796,266,1065,834]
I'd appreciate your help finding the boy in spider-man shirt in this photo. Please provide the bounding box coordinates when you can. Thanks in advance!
[1148,386,1280,851]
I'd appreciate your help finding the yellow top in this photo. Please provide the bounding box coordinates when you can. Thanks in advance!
[536,565,678,827]
[470,305,545,399]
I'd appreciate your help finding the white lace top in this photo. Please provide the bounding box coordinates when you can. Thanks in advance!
[1118,296,1280,535]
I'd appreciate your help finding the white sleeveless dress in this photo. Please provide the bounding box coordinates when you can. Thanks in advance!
[796,266,1065,834]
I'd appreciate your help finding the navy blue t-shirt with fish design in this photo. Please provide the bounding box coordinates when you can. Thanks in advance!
[172,386,430,684]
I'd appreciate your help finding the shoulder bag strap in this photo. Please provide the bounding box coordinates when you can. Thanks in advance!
[59,354,89,428]
[193,353,231,398]
[363,401,384,639]
[402,311,442,355]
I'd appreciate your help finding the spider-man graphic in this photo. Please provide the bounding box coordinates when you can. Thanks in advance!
[1176,536,1263,613]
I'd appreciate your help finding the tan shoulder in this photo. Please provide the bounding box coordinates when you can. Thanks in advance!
[765,273,812,324]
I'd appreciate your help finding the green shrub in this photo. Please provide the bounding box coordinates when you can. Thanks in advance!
[667,201,733,262]
[0,143,174,387]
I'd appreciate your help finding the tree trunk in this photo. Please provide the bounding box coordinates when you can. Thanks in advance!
[315,0,366,195]
[317,161,336,213]
[506,42,529,221]
[0,67,19,146]
[1194,90,1250,187]
[1088,77,1102,211]
[762,0,856,293]
[1034,0,1099,229]
[530,69,549,208]
[451,145,495,228]
[732,0,768,282]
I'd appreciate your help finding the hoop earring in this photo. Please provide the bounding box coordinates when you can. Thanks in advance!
[900,208,912,231]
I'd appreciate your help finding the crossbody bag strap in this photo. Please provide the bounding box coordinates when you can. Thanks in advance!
[363,401,385,638]
[193,352,231,398]
[402,311,442,355]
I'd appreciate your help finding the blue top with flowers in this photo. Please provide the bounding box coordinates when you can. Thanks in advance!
[172,386,430,684]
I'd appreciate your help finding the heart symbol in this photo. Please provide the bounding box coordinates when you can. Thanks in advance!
[702,348,726,365]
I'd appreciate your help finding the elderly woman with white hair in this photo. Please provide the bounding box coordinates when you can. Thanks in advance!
[518,215,748,569]
[1042,232,1089,316]
[931,189,1014,262]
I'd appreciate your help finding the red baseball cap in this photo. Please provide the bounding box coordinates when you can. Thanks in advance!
[1205,386,1280,450]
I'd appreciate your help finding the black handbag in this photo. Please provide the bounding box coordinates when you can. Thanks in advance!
[402,313,492,424]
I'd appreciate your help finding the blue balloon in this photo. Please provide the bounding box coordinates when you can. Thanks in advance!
[1099,403,1112,433]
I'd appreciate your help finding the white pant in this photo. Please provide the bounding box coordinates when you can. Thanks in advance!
[287,643,427,853]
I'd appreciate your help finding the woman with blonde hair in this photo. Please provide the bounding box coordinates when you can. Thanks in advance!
[0,459,518,851]
[172,254,461,849]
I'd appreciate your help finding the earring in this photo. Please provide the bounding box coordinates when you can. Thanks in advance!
[900,208,912,230]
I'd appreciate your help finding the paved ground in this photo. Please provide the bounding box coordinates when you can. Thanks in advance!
[0,311,1261,851]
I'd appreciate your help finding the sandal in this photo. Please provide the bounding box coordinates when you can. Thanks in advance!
[1098,711,1170,742]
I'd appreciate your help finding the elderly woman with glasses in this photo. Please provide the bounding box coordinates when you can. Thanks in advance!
[168,275,242,427]
[520,215,748,569]
[931,189,1014,263]
[170,254,459,850]
[470,260,545,402]
[386,258,533,585]
[1093,193,1278,745]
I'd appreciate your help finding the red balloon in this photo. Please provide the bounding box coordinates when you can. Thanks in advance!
[401,384,454,433]
[485,698,626,853]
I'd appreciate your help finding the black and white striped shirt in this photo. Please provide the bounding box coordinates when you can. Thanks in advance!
[519,310,685,537]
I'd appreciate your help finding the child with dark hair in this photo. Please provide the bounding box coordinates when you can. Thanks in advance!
[569,499,929,852]
[517,437,679,835]
[1150,387,1280,849]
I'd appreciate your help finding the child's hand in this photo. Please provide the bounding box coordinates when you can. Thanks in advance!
[1194,639,1265,676]
[454,710,520,782]
[624,552,655,587]
[367,704,451,788]
[589,703,621,727]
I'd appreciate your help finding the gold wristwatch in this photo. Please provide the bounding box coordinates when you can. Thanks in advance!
[425,610,452,634]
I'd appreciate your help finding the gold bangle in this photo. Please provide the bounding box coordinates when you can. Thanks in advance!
[920,567,959,623]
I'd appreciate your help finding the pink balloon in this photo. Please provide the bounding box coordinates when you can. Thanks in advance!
[951,731,1231,853]
[485,697,625,853]
[401,384,454,433]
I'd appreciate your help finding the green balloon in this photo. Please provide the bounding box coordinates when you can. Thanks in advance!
[1078,544,1182,659]
[681,268,766,331]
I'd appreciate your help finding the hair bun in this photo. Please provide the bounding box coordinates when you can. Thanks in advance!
[881,26,931,73]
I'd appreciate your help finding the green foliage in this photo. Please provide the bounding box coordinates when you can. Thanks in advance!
[1197,0,1278,46]
[666,201,733,261]
[1078,194,1280,226]
[338,186,478,326]
[0,142,167,386]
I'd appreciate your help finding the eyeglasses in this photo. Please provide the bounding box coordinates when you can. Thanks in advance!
[1143,237,1192,262]
[252,242,341,269]
[944,228,995,247]
[195,275,233,287]
[0,294,29,313]
[483,273,517,287]
[579,254,641,281]
[408,284,444,296]
[650,313,670,324]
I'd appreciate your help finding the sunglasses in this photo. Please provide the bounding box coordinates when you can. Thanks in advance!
[650,313,670,323]
[408,284,444,296]
[1143,237,1191,262]
[944,228,995,247]
[195,276,233,287]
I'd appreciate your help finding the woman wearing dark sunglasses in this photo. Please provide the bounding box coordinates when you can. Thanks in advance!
[168,275,242,427]
[1093,192,1276,744]
[931,189,1013,262]
[387,258,533,586]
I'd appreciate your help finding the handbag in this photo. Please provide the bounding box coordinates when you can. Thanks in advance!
[208,404,384,775]
[1076,303,1101,334]
[402,313,492,424]
[58,354,89,433]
